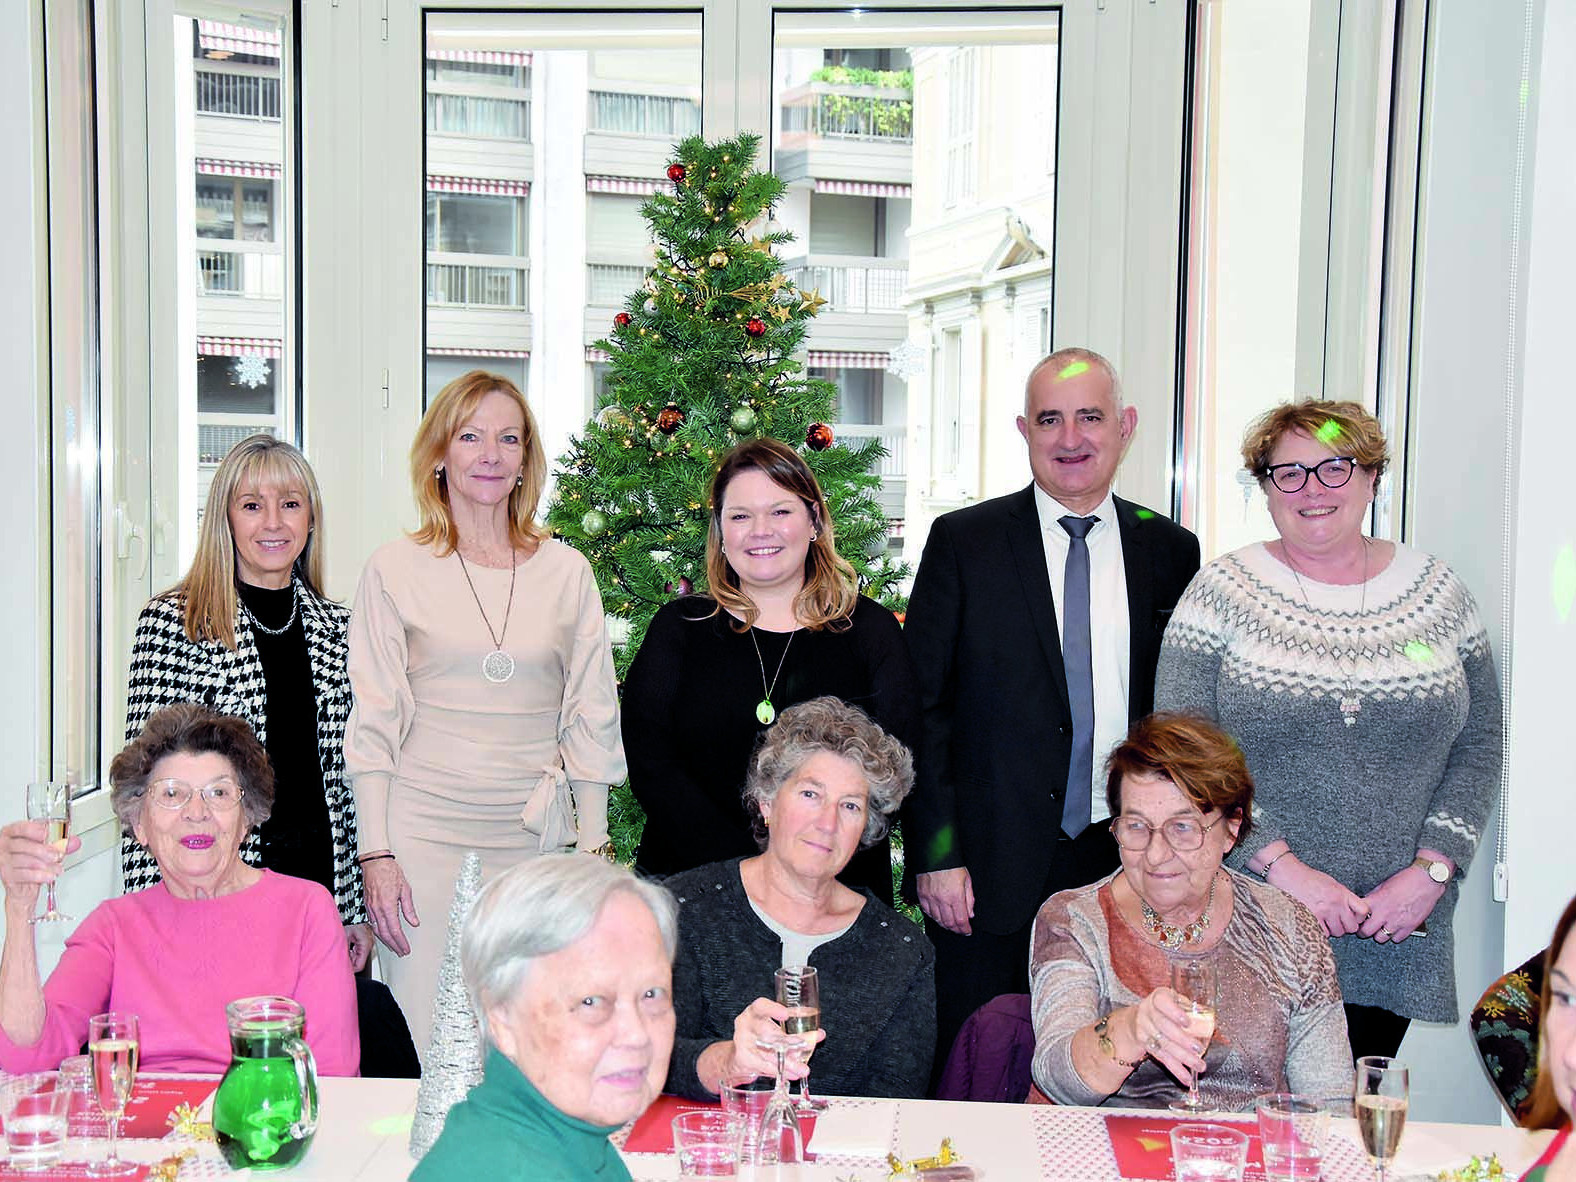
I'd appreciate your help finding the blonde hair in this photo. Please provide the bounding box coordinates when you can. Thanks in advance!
[409,370,548,555]
[1241,400,1390,489]
[168,435,327,648]
[703,438,857,632]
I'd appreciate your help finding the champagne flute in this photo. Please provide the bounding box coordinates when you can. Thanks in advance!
[1167,955,1218,1113]
[87,1012,139,1177]
[1355,1056,1409,1182]
[754,1034,804,1165]
[26,782,73,924]
[775,965,828,1114]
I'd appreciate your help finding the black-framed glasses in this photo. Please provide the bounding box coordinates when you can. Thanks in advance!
[1109,813,1224,852]
[1259,455,1358,493]
[145,777,245,811]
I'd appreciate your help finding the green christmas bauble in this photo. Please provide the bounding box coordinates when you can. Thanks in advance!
[729,405,758,433]
[581,509,609,537]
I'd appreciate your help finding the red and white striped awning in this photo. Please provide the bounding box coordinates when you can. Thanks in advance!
[426,47,531,67]
[428,346,530,359]
[196,158,281,180]
[427,175,530,197]
[199,335,281,358]
[807,350,890,370]
[814,179,912,200]
[198,20,281,60]
[586,176,665,197]
[585,347,613,363]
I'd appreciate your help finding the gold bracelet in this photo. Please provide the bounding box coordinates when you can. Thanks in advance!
[1095,1014,1140,1069]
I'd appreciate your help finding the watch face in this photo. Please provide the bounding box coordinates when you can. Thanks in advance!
[1428,861,1450,883]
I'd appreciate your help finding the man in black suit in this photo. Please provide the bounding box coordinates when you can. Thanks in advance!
[903,347,1200,1079]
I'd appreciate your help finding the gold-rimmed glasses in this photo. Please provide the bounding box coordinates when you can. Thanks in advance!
[145,777,245,811]
[1109,814,1224,852]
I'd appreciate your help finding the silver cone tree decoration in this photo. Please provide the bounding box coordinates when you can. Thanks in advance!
[409,851,485,1159]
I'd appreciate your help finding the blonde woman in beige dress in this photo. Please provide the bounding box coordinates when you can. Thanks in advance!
[345,371,625,1058]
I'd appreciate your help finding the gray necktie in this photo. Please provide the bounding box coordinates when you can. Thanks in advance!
[1059,515,1098,838]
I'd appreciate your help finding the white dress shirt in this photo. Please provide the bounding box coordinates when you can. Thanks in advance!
[1031,485,1131,825]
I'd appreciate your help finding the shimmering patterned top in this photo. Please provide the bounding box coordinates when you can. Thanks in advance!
[1030,870,1351,1110]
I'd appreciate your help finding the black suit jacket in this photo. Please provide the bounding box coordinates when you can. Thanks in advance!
[902,486,1201,934]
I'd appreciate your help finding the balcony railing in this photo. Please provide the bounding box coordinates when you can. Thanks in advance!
[588,90,701,138]
[586,262,647,305]
[198,247,283,299]
[836,423,906,481]
[426,93,530,140]
[784,257,907,315]
[426,261,529,309]
[780,82,913,143]
[195,69,280,120]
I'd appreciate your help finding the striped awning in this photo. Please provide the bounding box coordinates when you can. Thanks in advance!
[807,350,890,370]
[814,179,912,200]
[427,47,531,67]
[198,20,281,59]
[196,158,281,180]
[586,176,665,197]
[427,175,530,197]
[428,347,530,359]
[199,335,281,358]
[585,347,613,363]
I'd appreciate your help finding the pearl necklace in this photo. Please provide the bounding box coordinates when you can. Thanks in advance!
[1139,872,1219,950]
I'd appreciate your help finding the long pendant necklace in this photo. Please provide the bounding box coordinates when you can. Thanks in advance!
[748,626,798,725]
[1283,539,1369,727]
[1140,872,1219,950]
[243,583,299,637]
[455,548,517,683]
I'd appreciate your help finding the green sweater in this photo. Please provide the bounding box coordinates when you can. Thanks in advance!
[410,1047,631,1181]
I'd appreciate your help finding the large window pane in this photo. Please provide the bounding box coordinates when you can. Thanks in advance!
[422,13,702,451]
[774,10,1059,557]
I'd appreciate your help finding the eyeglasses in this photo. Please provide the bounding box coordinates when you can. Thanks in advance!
[1109,813,1224,852]
[1259,456,1358,494]
[145,777,245,811]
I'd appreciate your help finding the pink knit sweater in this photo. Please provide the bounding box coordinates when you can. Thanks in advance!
[0,870,358,1076]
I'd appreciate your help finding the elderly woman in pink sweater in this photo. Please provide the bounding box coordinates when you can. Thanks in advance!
[0,704,358,1075]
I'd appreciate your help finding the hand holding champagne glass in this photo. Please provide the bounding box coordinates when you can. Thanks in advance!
[87,1012,139,1177]
[775,965,827,1114]
[1355,1056,1409,1182]
[25,782,73,924]
[1167,955,1218,1113]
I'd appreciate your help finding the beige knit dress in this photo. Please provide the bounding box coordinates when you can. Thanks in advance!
[344,536,625,1058]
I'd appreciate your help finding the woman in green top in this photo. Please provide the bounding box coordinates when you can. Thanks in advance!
[412,855,678,1182]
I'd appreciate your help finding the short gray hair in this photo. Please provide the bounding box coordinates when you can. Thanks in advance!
[1024,346,1124,412]
[109,703,274,836]
[461,854,678,1030]
[743,696,914,850]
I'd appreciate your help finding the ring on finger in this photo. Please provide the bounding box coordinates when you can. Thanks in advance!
[1146,1033,1163,1053]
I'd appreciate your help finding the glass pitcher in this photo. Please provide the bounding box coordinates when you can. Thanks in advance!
[212,996,319,1171]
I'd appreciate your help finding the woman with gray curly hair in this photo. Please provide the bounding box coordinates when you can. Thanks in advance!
[663,695,936,1101]
[0,703,357,1075]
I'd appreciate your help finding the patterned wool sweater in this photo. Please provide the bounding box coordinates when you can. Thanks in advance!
[1155,542,1502,1021]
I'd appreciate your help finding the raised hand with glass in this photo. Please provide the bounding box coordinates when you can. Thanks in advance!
[24,782,73,924]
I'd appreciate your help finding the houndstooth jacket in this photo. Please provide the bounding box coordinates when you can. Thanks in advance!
[120,576,367,926]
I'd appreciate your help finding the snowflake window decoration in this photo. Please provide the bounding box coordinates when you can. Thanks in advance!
[885,339,927,381]
[232,354,271,388]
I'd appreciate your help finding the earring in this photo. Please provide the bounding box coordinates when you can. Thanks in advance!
[809,531,819,542]
[516,474,523,487]
[435,466,444,481]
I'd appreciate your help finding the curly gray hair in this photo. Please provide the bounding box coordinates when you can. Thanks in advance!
[743,696,914,850]
[109,703,274,835]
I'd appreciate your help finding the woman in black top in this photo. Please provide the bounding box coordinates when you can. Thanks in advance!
[122,435,369,970]
[623,438,919,901]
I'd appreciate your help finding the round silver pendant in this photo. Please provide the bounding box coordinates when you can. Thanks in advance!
[482,649,515,683]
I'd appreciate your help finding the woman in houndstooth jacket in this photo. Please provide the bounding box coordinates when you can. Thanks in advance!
[122,436,370,971]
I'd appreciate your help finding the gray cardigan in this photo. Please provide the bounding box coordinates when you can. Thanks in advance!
[664,857,935,1100]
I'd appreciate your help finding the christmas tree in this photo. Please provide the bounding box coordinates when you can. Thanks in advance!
[547,132,906,857]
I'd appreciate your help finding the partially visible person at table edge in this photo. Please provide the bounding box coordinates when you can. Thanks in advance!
[1030,712,1350,1110]
[1155,399,1502,1061]
[664,696,935,1101]
[412,855,677,1182]
[622,437,918,902]
[346,370,624,1058]
[0,704,358,1074]
[122,434,370,971]
[1516,894,1576,1182]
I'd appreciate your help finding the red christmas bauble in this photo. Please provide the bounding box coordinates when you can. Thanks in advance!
[657,402,685,434]
[745,318,767,338]
[667,163,687,182]
[806,422,834,451]
[614,311,632,328]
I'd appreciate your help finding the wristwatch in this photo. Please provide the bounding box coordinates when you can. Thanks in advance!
[1411,855,1451,883]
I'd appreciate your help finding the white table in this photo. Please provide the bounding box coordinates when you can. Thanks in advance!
[80,1081,1557,1181]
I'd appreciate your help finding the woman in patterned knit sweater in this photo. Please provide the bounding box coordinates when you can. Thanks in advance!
[1155,400,1502,1061]
[1030,712,1350,1110]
